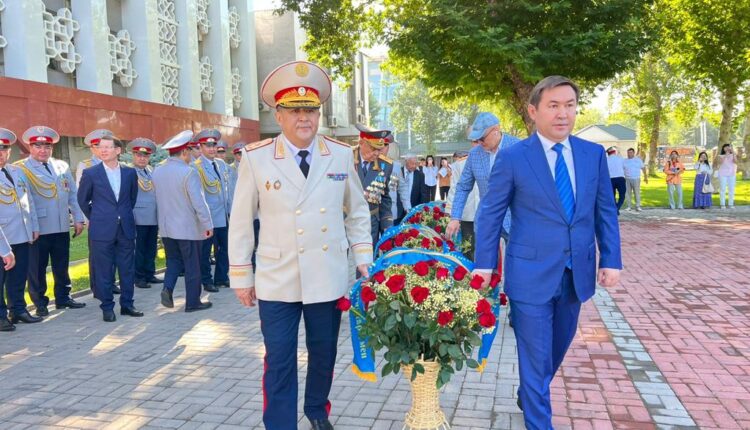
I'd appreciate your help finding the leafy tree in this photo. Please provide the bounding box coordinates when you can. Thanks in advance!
[390,80,455,154]
[368,89,382,127]
[279,0,653,133]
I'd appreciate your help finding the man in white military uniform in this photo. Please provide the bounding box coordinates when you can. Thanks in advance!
[229,61,372,430]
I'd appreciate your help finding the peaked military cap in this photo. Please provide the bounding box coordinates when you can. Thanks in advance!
[128,137,157,155]
[216,140,228,152]
[0,128,17,147]
[232,142,245,154]
[22,126,60,145]
[84,129,115,147]
[261,61,332,109]
[356,123,391,149]
[162,130,194,154]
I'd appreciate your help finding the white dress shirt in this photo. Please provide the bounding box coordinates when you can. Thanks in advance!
[537,132,576,197]
[282,134,314,167]
[606,154,626,178]
[103,162,121,201]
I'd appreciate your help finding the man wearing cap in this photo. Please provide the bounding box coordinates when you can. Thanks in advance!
[230,60,372,430]
[0,128,42,328]
[128,138,162,289]
[353,123,394,244]
[193,129,232,291]
[216,140,229,162]
[78,135,142,322]
[445,112,521,248]
[15,126,86,317]
[446,148,479,256]
[153,131,214,312]
[75,129,108,187]
[606,147,626,215]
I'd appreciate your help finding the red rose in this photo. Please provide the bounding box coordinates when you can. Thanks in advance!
[386,274,406,293]
[500,293,508,306]
[379,240,393,252]
[478,312,496,328]
[423,206,430,212]
[476,298,492,314]
[432,213,441,221]
[408,228,419,238]
[447,240,456,251]
[426,260,437,267]
[433,206,440,213]
[470,274,485,290]
[394,234,406,247]
[413,261,430,276]
[421,238,431,249]
[336,296,352,311]
[434,237,443,248]
[373,271,386,283]
[436,267,450,280]
[434,225,443,233]
[437,310,454,326]
[361,286,377,303]
[490,273,501,288]
[410,286,430,304]
[453,266,468,281]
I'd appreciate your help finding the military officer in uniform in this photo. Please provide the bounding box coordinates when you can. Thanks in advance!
[0,129,42,327]
[229,61,373,430]
[193,129,232,291]
[0,226,17,331]
[15,126,86,316]
[353,123,394,244]
[75,129,110,186]
[152,130,214,312]
[216,140,229,162]
[128,138,162,289]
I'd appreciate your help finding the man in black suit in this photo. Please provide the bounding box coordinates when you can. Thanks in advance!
[77,136,143,322]
[396,154,430,223]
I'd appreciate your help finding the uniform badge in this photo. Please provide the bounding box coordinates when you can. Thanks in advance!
[273,180,282,190]
[265,180,271,191]
[326,173,348,181]
[295,63,309,77]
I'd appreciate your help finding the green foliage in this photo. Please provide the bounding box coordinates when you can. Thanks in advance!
[368,89,381,127]
[389,80,457,154]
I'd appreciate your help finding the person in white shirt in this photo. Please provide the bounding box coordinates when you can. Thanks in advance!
[622,148,648,211]
[446,150,478,256]
[606,147,626,215]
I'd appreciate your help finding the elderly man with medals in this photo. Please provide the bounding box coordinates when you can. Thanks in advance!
[353,123,395,245]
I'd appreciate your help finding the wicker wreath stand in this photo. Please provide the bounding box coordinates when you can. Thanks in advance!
[401,360,450,430]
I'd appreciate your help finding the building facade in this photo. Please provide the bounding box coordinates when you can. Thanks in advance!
[0,0,260,167]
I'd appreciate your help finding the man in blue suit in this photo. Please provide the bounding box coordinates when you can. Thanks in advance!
[474,76,622,430]
[78,136,143,322]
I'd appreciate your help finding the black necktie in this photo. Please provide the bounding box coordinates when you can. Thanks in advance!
[143,168,151,179]
[211,161,220,179]
[362,161,369,175]
[298,150,310,178]
[42,162,52,175]
[1,168,14,186]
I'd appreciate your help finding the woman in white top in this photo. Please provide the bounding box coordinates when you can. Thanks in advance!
[692,151,712,209]
[717,144,738,209]
[422,155,438,201]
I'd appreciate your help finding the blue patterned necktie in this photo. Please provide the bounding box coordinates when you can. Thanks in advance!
[552,143,575,223]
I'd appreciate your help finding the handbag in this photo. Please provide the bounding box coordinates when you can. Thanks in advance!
[702,174,714,194]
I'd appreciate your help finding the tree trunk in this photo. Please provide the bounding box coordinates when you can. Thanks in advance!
[742,107,750,179]
[507,66,535,135]
[718,87,737,146]
[648,107,661,176]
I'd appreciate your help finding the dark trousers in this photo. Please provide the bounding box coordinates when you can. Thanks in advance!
[135,225,159,282]
[611,177,626,211]
[28,232,71,307]
[200,226,228,285]
[90,225,136,311]
[460,220,475,259]
[0,242,30,317]
[439,185,450,200]
[258,299,342,429]
[162,237,202,308]
[425,184,437,201]
[514,269,581,430]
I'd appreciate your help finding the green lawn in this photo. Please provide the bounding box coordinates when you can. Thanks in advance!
[638,171,749,208]
[70,228,89,262]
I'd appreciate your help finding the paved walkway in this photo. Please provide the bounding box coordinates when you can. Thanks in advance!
[0,208,748,429]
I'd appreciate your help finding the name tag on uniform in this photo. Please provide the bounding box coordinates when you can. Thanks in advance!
[327,173,348,181]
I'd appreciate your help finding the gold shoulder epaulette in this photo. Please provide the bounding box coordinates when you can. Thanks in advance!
[12,159,25,166]
[379,154,393,164]
[322,135,351,148]
[245,138,273,152]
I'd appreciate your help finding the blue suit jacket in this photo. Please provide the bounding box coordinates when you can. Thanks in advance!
[474,133,622,305]
[77,163,138,241]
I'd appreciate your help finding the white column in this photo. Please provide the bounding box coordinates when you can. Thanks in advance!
[174,0,201,110]
[122,0,163,103]
[72,0,113,94]
[203,0,233,115]
[3,1,47,82]
[230,0,259,120]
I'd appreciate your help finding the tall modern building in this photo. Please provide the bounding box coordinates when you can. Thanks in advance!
[0,0,260,167]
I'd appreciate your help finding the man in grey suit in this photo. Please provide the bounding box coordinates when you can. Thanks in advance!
[0,128,41,327]
[15,126,86,317]
[192,129,232,292]
[152,131,214,312]
[0,226,17,331]
[128,138,162,290]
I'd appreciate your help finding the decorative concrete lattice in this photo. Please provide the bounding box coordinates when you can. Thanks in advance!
[108,29,138,88]
[200,56,215,102]
[0,1,7,49]
[157,0,180,105]
[42,6,81,74]
[231,67,242,109]
[196,0,210,41]
[228,6,241,49]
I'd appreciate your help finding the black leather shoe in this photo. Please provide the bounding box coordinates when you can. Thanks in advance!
[178,272,184,277]
[185,301,212,313]
[135,281,151,289]
[112,285,121,295]
[121,306,144,317]
[36,306,49,317]
[147,277,164,284]
[0,318,15,332]
[309,418,334,430]
[57,299,86,309]
[517,397,523,411]
[203,284,219,292]
[103,310,116,322]
[215,281,230,288]
[9,311,43,324]
[161,289,174,308]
